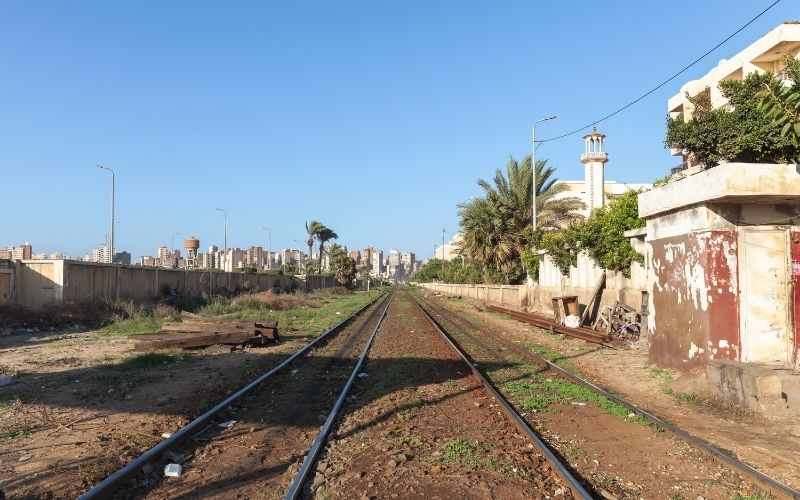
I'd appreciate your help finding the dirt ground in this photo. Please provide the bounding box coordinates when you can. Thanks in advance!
[0,293,374,499]
[314,294,570,499]
[427,292,800,493]
[2,288,798,499]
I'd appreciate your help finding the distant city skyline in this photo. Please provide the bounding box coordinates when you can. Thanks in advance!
[0,2,791,260]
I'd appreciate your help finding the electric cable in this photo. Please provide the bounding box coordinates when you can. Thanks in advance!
[537,0,784,143]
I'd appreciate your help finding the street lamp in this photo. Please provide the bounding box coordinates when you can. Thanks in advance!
[441,222,450,274]
[532,115,556,233]
[96,165,115,264]
[171,232,180,253]
[215,208,227,271]
[262,226,272,270]
[215,208,227,251]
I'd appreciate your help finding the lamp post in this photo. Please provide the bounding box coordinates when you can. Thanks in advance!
[441,222,449,275]
[215,208,227,271]
[262,226,272,270]
[96,165,115,263]
[532,115,556,233]
[215,208,227,251]
[171,232,180,253]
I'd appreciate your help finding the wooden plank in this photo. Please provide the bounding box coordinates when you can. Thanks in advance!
[580,271,606,327]
[132,331,259,350]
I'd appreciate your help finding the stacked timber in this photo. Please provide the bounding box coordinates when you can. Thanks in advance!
[131,312,278,351]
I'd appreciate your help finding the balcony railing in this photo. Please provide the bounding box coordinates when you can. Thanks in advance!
[581,151,608,161]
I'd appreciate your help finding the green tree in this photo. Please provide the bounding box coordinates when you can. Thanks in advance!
[305,220,323,264]
[758,57,800,151]
[458,156,584,283]
[327,244,356,287]
[302,258,319,275]
[539,190,644,277]
[666,69,800,167]
[316,226,338,274]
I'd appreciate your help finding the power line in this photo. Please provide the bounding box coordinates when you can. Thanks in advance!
[538,0,784,144]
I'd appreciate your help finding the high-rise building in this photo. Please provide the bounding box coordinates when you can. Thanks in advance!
[90,243,111,264]
[245,246,265,268]
[140,255,156,267]
[401,251,415,269]
[370,250,384,277]
[0,249,12,260]
[349,251,360,265]
[280,249,303,267]
[113,251,131,265]
[360,247,375,271]
[7,242,33,260]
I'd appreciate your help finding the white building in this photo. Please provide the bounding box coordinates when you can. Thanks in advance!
[434,232,462,261]
[667,21,800,165]
[669,22,800,122]
[89,243,111,264]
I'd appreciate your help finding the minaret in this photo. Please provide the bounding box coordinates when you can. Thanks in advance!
[580,128,609,214]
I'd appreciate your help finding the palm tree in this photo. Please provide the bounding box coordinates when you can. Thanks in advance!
[316,226,338,273]
[305,220,323,268]
[458,155,584,283]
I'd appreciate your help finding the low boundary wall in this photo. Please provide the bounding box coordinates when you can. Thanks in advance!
[416,250,647,320]
[13,260,336,309]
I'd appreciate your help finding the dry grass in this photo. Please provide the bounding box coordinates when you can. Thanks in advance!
[231,291,321,311]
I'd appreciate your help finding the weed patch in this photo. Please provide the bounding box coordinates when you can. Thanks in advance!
[502,374,649,425]
[647,365,698,403]
[527,343,579,373]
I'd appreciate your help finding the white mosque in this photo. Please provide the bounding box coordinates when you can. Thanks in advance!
[555,129,651,216]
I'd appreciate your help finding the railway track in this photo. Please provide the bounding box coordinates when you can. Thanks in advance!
[407,293,591,498]
[78,292,391,499]
[414,291,800,500]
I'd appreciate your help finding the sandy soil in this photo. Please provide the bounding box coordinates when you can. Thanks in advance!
[425,292,800,494]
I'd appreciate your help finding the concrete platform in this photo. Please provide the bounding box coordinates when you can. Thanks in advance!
[706,360,795,416]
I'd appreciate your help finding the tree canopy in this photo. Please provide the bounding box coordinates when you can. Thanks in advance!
[457,156,584,283]
[666,69,800,167]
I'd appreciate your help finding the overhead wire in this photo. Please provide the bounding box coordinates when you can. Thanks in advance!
[537,0,784,144]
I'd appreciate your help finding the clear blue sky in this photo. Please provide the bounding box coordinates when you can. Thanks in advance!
[0,1,792,261]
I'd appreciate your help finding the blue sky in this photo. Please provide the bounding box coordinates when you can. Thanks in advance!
[0,1,792,261]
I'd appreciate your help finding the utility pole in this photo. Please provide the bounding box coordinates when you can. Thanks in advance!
[97,165,115,264]
[532,115,556,234]
[262,226,272,270]
[215,208,227,270]
[441,222,449,275]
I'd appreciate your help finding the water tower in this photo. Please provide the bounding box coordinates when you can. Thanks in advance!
[184,236,200,270]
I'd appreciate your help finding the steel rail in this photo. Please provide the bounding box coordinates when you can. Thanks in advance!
[284,294,393,499]
[422,293,800,500]
[410,295,592,499]
[485,304,613,345]
[78,291,387,500]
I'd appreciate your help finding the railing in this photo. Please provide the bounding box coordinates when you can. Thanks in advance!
[580,151,608,161]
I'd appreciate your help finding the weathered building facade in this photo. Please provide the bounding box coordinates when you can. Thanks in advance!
[639,163,800,373]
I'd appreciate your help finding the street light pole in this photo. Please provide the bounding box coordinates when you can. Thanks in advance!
[441,222,449,274]
[171,232,180,253]
[97,165,115,264]
[532,115,556,234]
[262,226,272,270]
[215,208,227,271]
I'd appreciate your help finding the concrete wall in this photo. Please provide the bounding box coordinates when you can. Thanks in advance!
[13,260,337,309]
[639,163,800,371]
[417,248,647,322]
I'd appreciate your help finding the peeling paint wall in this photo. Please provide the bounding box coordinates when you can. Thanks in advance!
[647,228,739,369]
[644,197,800,370]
